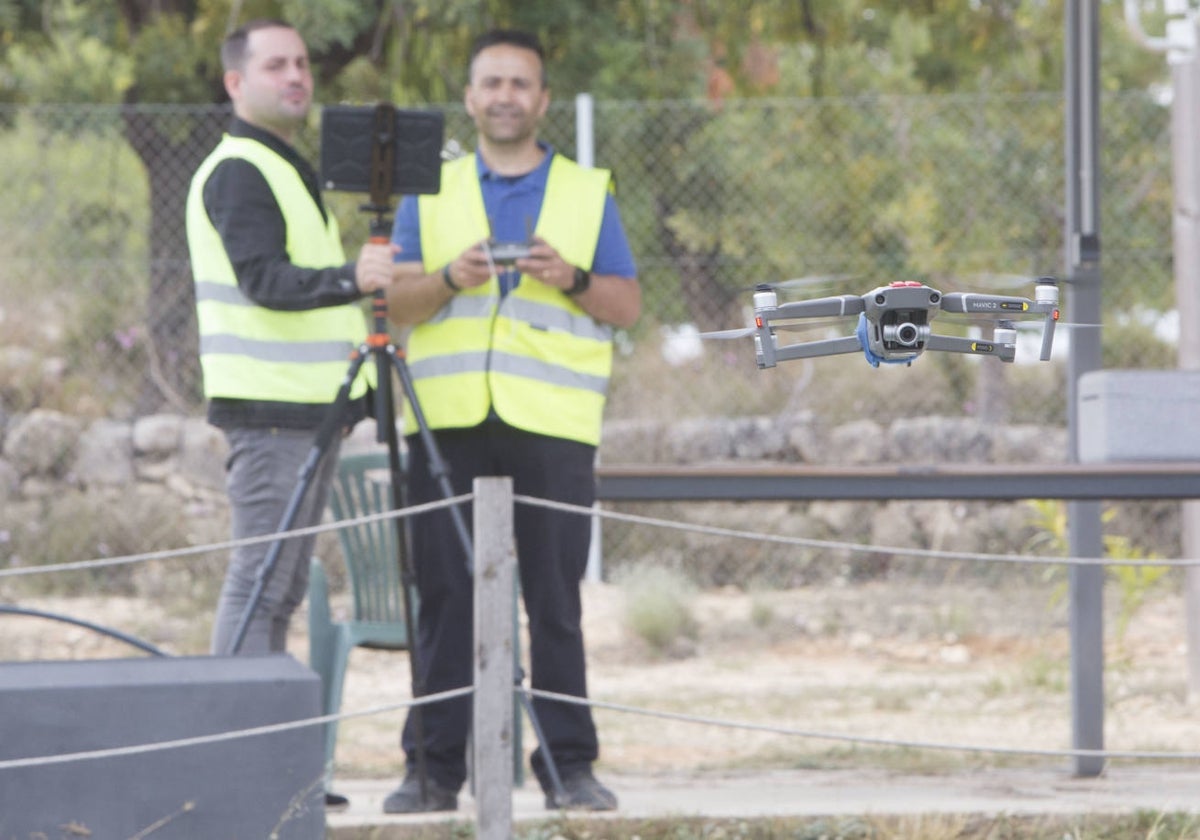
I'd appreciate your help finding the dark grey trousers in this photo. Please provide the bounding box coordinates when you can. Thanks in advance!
[210,427,341,656]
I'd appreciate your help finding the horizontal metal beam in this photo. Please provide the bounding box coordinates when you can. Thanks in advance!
[595,463,1200,502]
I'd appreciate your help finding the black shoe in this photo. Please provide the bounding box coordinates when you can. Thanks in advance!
[324,791,349,812]
[382,773,459,814]
[544,770,618,811]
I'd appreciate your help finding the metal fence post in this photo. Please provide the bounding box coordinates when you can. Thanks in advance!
[1064,0,1106,778]
[473,477,515,837]
[577,90,604,584]
[1165,13,1200,704]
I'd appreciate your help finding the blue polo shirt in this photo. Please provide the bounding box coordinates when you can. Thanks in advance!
[391,143,637,297]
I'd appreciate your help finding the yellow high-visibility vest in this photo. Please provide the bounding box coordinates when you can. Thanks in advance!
[407,153,613,445]
[186,135,371,403]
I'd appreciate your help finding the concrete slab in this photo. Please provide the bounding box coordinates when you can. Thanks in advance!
[326,764,1200,832]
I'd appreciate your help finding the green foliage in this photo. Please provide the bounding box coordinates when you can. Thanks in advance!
[0,109,150,414]
[1024,499,1172,651]
[4,2,131,104]
[0,2,1183,418]
[617,564,699,655]
[0,0,1174,107]
[124,14,220,104]
[1102,315,1178,370]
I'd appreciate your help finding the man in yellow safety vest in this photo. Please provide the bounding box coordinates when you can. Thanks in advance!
[384,28,640,814]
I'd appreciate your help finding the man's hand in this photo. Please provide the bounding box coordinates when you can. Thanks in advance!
[515,237,573,292]
[355,241,400,294]
[446,240,503,290]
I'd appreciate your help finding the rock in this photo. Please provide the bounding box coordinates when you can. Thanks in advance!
[828,419,886,464]
[132,413,184,455]
[74,418,134,486]
[2,409,83,478]
[889,416,993,463]
[0,458,18,503]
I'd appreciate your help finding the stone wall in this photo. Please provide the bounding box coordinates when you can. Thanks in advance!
[0,408,1080,586]
[0,408,1068,506]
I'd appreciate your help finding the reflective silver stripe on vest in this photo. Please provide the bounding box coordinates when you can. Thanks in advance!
[430,293,497,324]
[502,298,613,342]
[407,351,490,378]
[432,291,613,342]
[410,350,607,395]
[491,352,608,394]
[199,333,354,363]
[195,280,253,306]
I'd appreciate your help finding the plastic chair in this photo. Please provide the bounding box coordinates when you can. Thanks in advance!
[308,448,524,788]
[309,450,414,788]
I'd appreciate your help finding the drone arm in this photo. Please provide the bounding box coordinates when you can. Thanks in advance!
[939,292,1035,316]
[924,333,1017,362]
[768,295,866,320]
[766,335,865,366]
[1039,313,1057,361]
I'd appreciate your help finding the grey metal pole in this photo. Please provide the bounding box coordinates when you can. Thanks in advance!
[473,477,515,837]
[575,92,595,168]
[1169,27,1200,701]
[576,91,605,584]
[1064,0,1106,778]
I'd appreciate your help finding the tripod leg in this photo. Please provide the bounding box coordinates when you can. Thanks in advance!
[367,292,432,803]
[225,351,369,656]
[515,668,566,802]
[388,350,474,570]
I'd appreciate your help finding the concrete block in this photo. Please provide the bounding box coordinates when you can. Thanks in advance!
[0,654,324,839]
[1078,369,1200,463]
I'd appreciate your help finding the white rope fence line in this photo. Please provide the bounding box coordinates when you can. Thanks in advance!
[0,493,472,579]
[517,494,1200,568]
[0,485,1193,779]
[0,686,471,771]
[525,687,1200,763]
[4,674,1195,772]
[1,490,1192,582]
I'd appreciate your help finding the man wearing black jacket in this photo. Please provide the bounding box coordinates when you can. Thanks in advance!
[185,19,395,660]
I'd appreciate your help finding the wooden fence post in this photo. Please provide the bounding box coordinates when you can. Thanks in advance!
[472,477,515,836]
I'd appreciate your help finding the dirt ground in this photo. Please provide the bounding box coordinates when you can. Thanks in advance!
[4,576,1192,786]
[329,578,1195,782]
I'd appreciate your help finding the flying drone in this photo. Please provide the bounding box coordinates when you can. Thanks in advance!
[704,278,1060,368]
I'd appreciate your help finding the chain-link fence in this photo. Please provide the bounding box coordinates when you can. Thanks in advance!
[0,92,1174,437]
[0,92,1184,597]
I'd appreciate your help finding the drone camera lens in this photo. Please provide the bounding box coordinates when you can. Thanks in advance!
[882,322,923,347]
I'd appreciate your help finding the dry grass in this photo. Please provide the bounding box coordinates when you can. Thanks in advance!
[327,811,1200,839]
[2,576,1196,839]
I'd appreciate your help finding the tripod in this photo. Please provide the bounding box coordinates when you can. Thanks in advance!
[225,103,565,805]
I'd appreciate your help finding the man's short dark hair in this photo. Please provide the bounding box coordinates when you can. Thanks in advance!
[469,29,547,86]
[221,19,296,73]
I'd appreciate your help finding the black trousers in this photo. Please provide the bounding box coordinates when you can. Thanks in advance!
[401,421,599,792]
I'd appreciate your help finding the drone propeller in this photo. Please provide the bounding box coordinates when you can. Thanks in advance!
[743,273,860,294]
[698,326,758,340]
[943,272,1046,292]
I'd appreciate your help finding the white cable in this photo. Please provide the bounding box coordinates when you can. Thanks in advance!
[0,493,471,579]
[515,494,1200,568]
[524,687,1200,762]
[0,686,472,770]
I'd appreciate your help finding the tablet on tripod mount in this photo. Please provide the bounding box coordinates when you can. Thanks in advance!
[319,104,444,197]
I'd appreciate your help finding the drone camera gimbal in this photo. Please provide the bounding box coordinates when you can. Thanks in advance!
[744,277,1060,369]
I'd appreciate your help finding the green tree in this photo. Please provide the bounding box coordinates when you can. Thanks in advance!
[1,0,393,408]
[0,0,1175,408]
